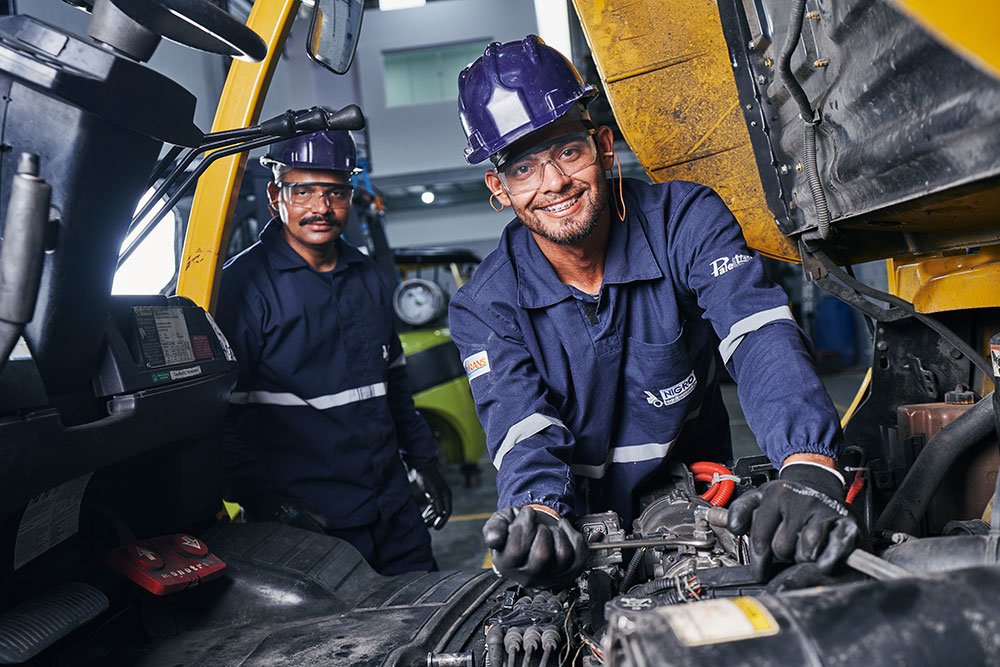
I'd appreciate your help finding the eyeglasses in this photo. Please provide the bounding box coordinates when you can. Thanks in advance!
[497,132,599,195]
[277,182,354,209]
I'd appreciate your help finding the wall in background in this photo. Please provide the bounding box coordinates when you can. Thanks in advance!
[352,0,536,178]
[385,200,507,259]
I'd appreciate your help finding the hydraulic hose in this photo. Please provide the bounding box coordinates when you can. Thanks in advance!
[691,461,736,507]
[876,393,996,535]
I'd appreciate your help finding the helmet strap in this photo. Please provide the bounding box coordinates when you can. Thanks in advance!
[489,192,506,213]
[602,149,626,222]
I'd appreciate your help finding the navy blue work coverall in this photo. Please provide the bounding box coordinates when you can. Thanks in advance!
[449,179,841,527]
[216,219,439,574]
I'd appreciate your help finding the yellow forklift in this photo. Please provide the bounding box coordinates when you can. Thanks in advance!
[0,0,999,665]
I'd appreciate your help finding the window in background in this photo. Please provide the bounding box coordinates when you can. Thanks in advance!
[383,40,487,107]
[112,190,178,295]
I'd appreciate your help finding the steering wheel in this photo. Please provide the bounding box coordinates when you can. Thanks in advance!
[107,0,267,61]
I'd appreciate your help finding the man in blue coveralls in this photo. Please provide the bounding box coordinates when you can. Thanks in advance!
[449,36,858,587]
[216,130,451,575]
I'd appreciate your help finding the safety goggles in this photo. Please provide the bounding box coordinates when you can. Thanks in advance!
[277,181,354,209]
[496,131,598,196]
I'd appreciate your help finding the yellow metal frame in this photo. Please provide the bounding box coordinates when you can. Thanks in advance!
[892,1,1000,79]
[176,0,300,312]
[571,0,798,262]
[886,245,1000,313]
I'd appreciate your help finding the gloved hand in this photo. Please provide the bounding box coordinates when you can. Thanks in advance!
[483,506,588,589]
[242,491,330,534]
[728,462,858,581]
[412,463,452,530]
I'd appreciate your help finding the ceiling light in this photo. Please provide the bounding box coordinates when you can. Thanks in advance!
[379,0,425,10]
[421,190,435,204]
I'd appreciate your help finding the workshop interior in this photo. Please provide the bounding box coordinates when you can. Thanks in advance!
[0,0,998,665]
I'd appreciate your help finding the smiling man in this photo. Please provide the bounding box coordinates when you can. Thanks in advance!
[449,36,857,588]
[214,130,451,575]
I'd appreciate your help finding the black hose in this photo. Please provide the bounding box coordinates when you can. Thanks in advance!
[626,575,688,602]
[618,547,646,594]
[777,0,832,240]
[992,335,1000,531]
[776,0,813,120]
[802,123,832,239]
[876,393,996,535]
[811,249,993,378]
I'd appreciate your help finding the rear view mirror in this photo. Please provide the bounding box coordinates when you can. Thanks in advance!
[306,0,364,75]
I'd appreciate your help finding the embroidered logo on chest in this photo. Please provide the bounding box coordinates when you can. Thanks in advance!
[644,371,697,407]
[709,253,753,278]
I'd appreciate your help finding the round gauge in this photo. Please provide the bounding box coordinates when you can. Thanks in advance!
[392,278,447,326]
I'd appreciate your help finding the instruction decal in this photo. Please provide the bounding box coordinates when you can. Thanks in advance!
[14,472,94,570]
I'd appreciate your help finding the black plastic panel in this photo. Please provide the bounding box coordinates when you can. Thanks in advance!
[718,0,1000,253]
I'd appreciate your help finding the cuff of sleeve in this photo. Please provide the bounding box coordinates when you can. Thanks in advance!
[509,494,573,520]
[780,461,846,499]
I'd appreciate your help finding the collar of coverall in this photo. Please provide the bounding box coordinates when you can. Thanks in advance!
[513,183,663,309]
[259,217,366,273]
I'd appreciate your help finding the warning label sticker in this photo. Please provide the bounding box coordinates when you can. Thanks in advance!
[134,306,195,368]
[14,473,93,570]
[7,337,31,361]
[991,343,1000,378]
[661,597,780,646]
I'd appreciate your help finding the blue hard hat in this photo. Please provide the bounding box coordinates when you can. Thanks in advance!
[260,130,359,176]
[458,35,598,165]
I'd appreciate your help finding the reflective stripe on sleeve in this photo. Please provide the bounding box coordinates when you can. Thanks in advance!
[572,438,681,479]
[492,413,567,470]
[229,382,388,409]
[571,406,702,479]
[718,306,795,364]
[389,353,407,369]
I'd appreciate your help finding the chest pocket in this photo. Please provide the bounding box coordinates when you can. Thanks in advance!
[341,301,394,375]
[623,330,698,439]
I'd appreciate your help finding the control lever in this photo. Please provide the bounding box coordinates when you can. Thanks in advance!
[257,104,366,137]
[0,153,51,372]
[703,506,912,581]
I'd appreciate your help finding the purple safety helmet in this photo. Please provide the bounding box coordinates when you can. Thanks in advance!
[458,35,598,165]
[260,130,360,178]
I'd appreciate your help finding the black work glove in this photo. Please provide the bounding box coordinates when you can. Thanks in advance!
[412,463,453,530]
[728,463,858,581]
[242,491,330,534]
[483,506,588,589]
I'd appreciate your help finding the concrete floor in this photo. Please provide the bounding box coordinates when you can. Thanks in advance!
[429,369,868,571]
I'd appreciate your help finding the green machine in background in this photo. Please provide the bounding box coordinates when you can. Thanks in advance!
[349,194,487,486]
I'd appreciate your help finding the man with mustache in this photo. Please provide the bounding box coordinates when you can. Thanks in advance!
[215,130,451,575]
[449,37,857,588]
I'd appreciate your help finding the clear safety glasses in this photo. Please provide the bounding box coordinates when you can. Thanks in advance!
[277,182,354,209]
[497,131,599,196]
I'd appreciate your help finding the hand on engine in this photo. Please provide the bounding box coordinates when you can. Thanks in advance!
[243,491,330,534]
[727,462,858,581]
[483,506,588,589]
[412,463,453,529]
